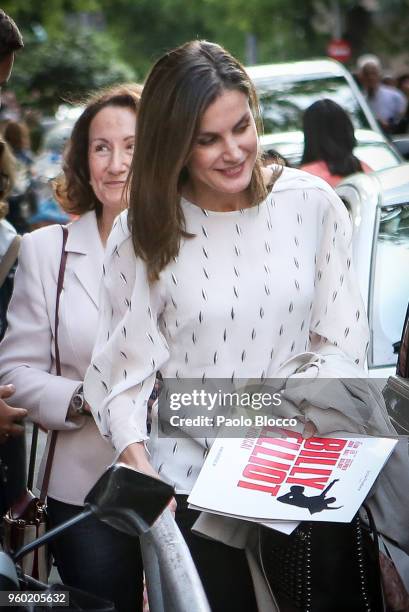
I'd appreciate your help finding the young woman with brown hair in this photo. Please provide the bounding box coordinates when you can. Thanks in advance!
[84,42,406,610]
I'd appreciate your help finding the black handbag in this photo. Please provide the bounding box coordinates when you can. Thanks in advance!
[0,433,26,517]
[258,509,385,612]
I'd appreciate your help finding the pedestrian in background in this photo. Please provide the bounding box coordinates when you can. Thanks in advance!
[396,73,409,133]
[0,84,144,611]
[3,121,33,167]
[0,8,26,441]
[357,54,407,134]
[3,120,36,234]
[300,99,372,188]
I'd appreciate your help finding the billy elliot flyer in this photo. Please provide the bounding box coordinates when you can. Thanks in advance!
[188,424,397,524]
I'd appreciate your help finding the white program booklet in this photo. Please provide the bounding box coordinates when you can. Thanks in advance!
[188,423,397,525]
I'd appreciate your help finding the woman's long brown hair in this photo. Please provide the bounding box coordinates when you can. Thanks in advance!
[128,40,279,282]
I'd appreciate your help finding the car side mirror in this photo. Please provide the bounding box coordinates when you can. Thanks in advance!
[397,304,409,378]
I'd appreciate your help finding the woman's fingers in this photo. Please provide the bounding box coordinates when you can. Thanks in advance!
[8,422,26,436]
[0,384,16,399]
[302,420,317,439]
[168,496,177,516]
[0,400,27,438]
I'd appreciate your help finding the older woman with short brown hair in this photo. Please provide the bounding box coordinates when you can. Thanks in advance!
[0,83,144,611]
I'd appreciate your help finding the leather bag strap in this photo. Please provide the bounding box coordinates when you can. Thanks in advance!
[39,225,68,502]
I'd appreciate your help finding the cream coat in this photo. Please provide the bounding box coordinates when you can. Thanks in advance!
[0,211,115,504]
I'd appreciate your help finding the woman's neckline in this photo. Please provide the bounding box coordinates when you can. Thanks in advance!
[180,166,278,216]
[180,195,272,217]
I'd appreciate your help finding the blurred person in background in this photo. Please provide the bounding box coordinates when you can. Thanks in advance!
[24,110,45,154]
[397,73,409,133]
[0,8,26,446]
[3,120,36,234]
[0,136,18,338]
[357,54,407,134]
[4,120,34,167]
[0,121,27,520]
[0,139,26,443]
[0,84,144,611]
[27,198,69,232]
[300,99,372,188]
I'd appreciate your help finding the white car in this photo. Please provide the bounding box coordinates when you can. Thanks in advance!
[336,164,409,378]
[247,59,403,170]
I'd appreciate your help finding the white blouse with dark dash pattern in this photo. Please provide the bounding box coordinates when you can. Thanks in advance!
[84,167,369,493]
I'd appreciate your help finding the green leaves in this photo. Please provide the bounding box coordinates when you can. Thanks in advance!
[10,28,136,113]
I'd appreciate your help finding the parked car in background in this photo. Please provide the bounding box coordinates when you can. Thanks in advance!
[247,59,403,169]
[382,303,409,434]
[336,164,409,378]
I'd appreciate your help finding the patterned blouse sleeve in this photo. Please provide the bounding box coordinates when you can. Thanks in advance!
[83,213,169,458]
[308,187,369,366]
[283,187,373,435]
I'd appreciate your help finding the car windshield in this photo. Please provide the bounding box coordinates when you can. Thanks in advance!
[371,203,409,368]
[255,75,371,134]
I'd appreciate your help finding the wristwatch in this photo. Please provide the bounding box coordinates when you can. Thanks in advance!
[69,385,87,416]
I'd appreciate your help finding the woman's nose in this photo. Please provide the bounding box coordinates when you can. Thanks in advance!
[107,148,127,173]
[223,136,241,161]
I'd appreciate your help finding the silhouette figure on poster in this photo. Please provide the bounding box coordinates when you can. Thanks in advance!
[277,478,342,514]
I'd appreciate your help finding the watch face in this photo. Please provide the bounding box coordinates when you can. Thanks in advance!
[72,394,84,410]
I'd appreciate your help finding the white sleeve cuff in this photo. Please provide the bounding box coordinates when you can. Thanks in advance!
[39,376,83,430]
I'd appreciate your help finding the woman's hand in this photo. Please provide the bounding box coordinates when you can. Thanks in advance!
[119,441,177,516]
[0,384,27,442]
[302,420,317,439]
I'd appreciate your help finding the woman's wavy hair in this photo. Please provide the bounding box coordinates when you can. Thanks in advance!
[128,40,277,282]
[54,83,142,216]
[301,99,363,177]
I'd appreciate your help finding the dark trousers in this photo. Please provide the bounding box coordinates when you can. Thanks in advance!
[175,495,258,612]
[47,497,143,612]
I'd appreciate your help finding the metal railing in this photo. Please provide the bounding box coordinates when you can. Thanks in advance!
[140,509,211,612]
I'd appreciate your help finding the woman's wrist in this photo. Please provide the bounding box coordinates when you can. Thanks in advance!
[67,384,91,419]
[119,441,158,477]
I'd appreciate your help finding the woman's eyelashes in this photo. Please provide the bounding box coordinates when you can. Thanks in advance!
[93,142,110,154]
[91,140,135,154]
[196,123,251,147]
[197,135,217,146]
[234,121,250,134]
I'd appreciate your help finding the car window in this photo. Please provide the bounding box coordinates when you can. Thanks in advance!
[255,76,371,134]
[371,204,409,368]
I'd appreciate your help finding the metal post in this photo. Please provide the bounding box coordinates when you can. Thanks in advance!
[140,510,211,612]
[245,33,258,66]
[140,530,165,612]
[332,0,342,39]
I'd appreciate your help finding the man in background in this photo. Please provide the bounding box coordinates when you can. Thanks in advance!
[357,53,407,134]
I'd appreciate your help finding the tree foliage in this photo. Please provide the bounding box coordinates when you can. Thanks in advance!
[11,28,135,113]
[4,0,409,112]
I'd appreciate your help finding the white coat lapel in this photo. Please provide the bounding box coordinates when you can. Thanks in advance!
[65,211,104,308]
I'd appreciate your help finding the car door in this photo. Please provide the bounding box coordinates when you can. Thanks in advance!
[383,304,409,434]
[369,202,409,373]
